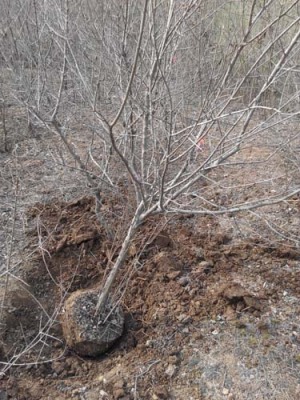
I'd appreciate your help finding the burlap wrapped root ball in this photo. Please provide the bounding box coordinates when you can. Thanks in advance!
[61,288,124,357]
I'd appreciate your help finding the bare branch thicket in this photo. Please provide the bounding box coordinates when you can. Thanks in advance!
[1,0,300,314]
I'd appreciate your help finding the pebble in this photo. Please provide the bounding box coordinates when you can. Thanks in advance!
[178,276,189,286]
[177,314,191,324]
[167,355,179,365]
[167,271,181,280]
[198,261,213,271]
[165,364,176,377]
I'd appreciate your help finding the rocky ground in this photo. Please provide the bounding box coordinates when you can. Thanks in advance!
[0,114,299,399]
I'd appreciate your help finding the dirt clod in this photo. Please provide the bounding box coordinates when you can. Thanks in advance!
[153,386,169,399]
[113,386,125,399]
[219,282,267,312]
[61,288,124,357]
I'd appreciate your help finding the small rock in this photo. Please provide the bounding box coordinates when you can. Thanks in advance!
[178,276,189,286]
[194,247,205,261]
[53,340,63,348]
[189,288,197,296]
[222,387,229,395]
[165,364,176,377]
[188,357,200,367]
[191,261,213,277]
[99,390,110,399]
[198,261,213,271]
[176,314,191,324]
[167,271,181,280]
[98,365,123,385]
[167,355,179,365]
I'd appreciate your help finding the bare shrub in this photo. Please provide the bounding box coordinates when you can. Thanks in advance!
[0,0,299,315]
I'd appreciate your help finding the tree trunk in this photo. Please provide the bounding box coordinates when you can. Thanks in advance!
[95,204,143,315]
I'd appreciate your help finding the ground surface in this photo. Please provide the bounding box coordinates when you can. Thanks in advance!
[0,116,299,399]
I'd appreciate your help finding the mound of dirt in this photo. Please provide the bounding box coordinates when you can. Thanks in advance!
[1,195,299,399]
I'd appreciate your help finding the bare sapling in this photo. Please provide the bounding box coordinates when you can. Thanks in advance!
[1,0,300,322]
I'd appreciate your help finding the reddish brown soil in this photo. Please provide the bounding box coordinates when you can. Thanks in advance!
[1,195,299,399]
[0,111,299,399]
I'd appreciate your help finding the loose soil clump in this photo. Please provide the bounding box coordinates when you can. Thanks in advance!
[61,288,124,357]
